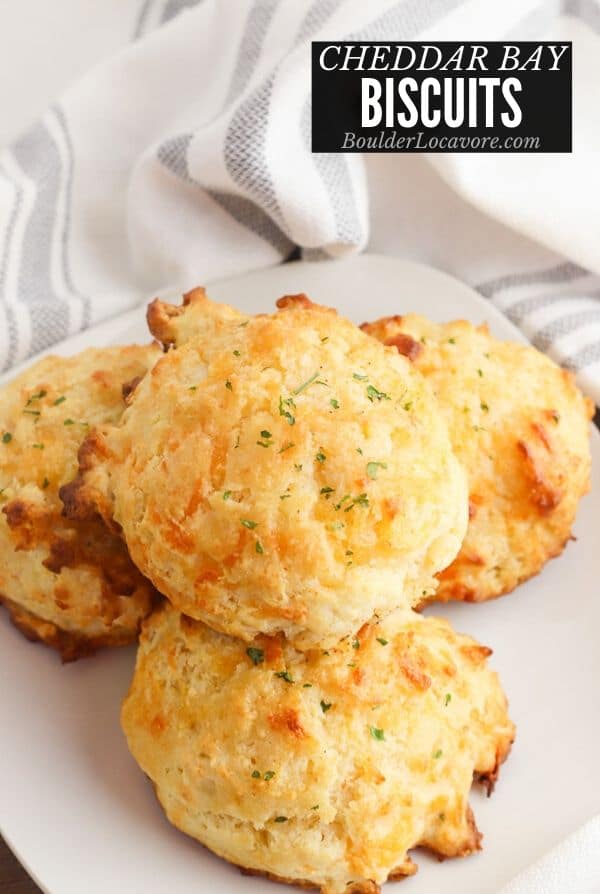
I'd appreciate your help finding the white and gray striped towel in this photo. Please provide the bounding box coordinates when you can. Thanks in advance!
[0,0,599,412]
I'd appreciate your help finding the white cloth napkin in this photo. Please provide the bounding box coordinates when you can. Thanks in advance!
[498,815,600,893]
[0,0,599,404]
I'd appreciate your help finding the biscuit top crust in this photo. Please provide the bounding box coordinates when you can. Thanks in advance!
[362,314,593,603]
[122,603,514,893]
[72,293,468,649]
[0,345,160,651]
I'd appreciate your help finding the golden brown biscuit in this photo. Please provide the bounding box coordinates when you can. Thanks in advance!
[361,315,593,603]
[122,602,515,893]
[65,291,468,650]
[0,345,160,660]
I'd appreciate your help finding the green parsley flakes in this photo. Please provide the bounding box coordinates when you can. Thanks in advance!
[315,451,326,463]
[330,398,340,409]
[376,637,388,646]
[366,461,387,480]
[53,395,66,405]
[279,395,296,425]
[257,430,273,448]
[23,409,40,417]
[293,370,320,396]
[246,647,264,666]
[274,671,294,684]
[251,770,261,778]
[255,541,264,554]
[320,486,334,497]
[352,639,360,650]
[233,350,241,356]
[320,701,332,713]
[444,693,452,707]
[42,477,50,489]
[2,432,12,444]
[63,419,75,426]
[433,749,443,759]
[279,441,294,453]
[225,380,233,391]
[26,389,46,405]
[448,337,456,344]
[32,443,44,450]
[274,816,288,823]
[342,493,369,512]
[370,726,385,741]
[241,519,258,529]
[263,770,275,781]
[223,490,232,501]
[353,373,368,382]
[366,384,390,403]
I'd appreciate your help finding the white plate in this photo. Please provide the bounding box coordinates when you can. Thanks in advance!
[1,254,599,894]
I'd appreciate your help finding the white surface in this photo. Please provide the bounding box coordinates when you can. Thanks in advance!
[1,254,599,894]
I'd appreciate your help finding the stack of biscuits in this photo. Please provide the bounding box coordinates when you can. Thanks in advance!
[0,287,593,892]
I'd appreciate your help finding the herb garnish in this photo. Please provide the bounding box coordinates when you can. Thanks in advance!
[274,671,294,683]
[320,701,332,713]
[279,442,294,453]
[264,771,275,781]
[433,749,443,759]
[63,419,75,426]
[32,443,44,449]
[53,396,66,405]
[315,451,326,464]
[376,637,388,646]
[370,726,385,741]
[2,432,12,443]
[444,693,452,706]
[246,647,264,666]
[26,390,46,405]
[353,373,368,382]
[366,461,387,480]
[241,519,258,529]
[225,380,232,391]
[366,384,390,403]
[274,816,288,823]
[257,430,273,447]
[223,491,232,501]
[251,770,261,778]
[293,371,320,396]
[255,541,264,554]
[330,398,339,409]
[279,395,296,425]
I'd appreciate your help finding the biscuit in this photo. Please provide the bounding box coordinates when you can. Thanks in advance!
[122,603,515,893]
[361,315,593,602]
[0,345,160,660]
[66,291,468,649]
